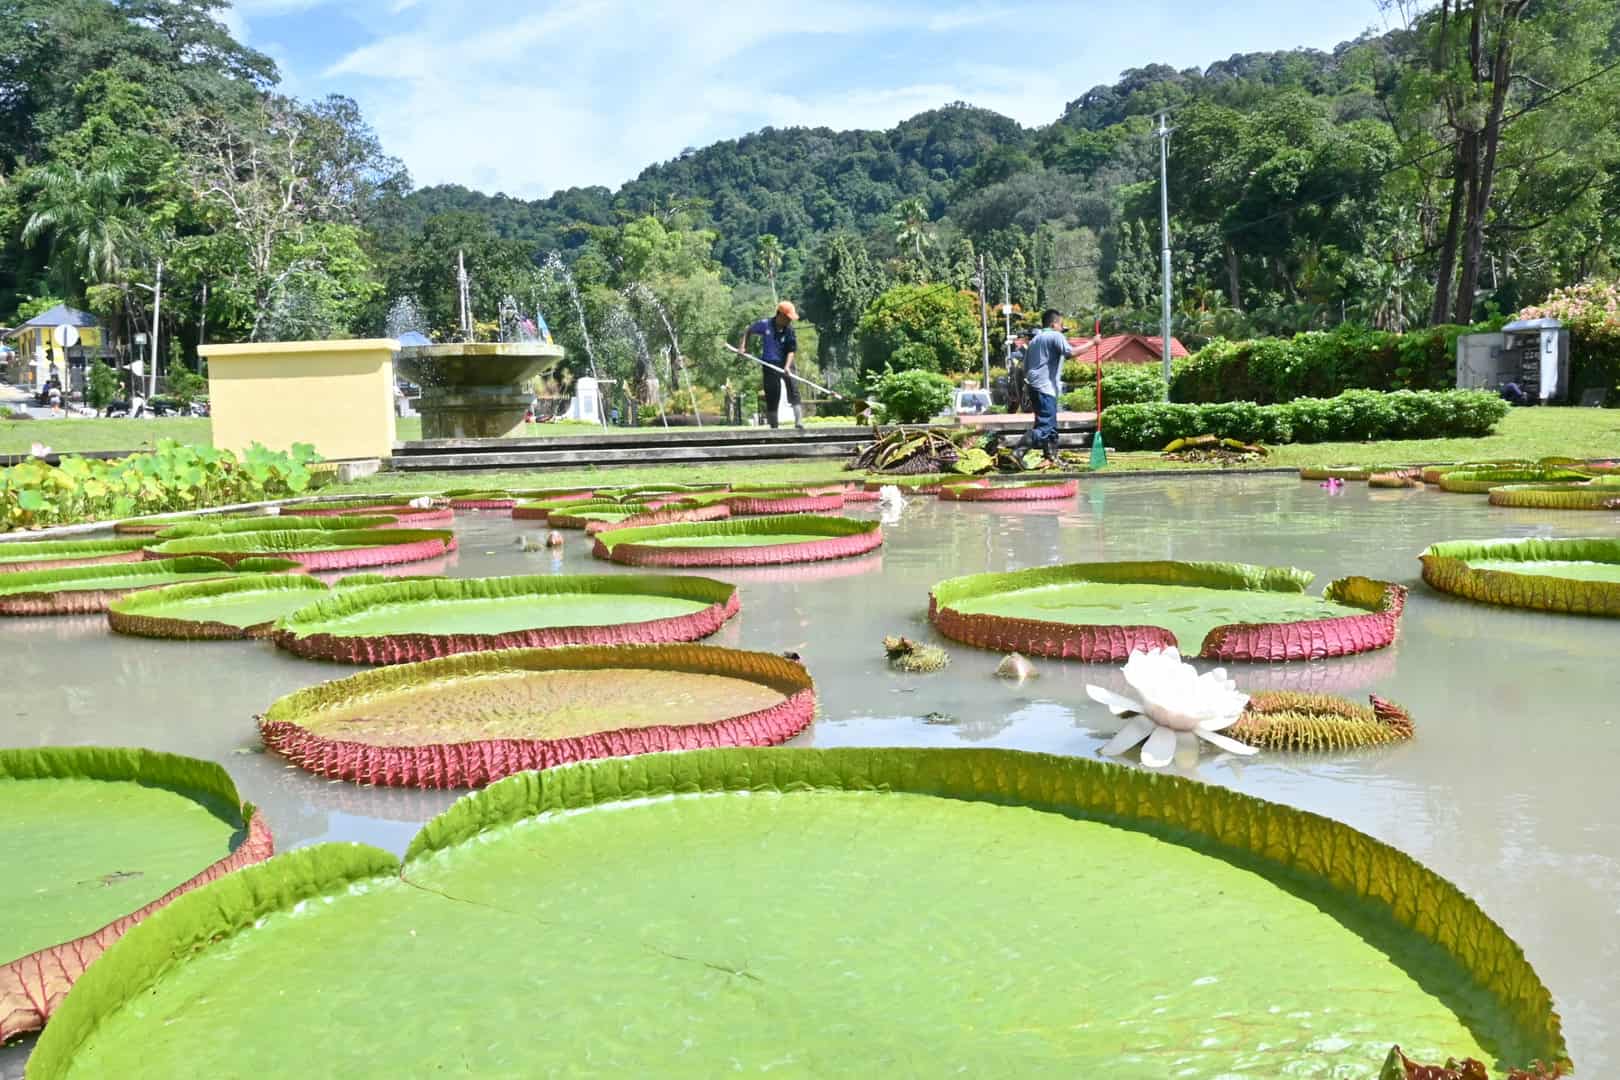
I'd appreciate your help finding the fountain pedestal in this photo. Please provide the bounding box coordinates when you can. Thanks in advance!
[396,342,565,440]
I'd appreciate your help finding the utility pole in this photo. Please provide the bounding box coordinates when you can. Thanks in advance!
[1001,271,1013,356]
[1155,112,1174,397]
[976,254,990,390]
[148,259,162,399]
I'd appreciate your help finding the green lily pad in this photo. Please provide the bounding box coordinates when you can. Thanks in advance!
[143,529,455,570]
[0,557,302,616]
[108,575,333,640]
[1487,479,1620,510]
[28,749,1566,1077]
[153,514,400,539]
[0,747,273,1041]
[259,645,813,786]
[594,515,883,567]
[272,574,740,664]
[1421,537,1620,616]
[931,561,1405,661]
[0,536,151,573]
[1437,466,1592,494]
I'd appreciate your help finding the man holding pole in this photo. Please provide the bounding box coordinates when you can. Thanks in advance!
[1014,309,1073,460]
[739,301,803,430]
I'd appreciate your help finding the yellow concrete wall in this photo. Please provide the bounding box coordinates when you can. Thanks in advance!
[200,339,398,460]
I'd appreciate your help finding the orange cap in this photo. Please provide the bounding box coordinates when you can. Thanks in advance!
[776,301,800,321]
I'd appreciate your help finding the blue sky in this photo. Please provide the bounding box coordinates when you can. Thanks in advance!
[223,0,1394,200]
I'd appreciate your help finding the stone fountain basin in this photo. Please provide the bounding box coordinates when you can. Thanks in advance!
[396,343,565,390]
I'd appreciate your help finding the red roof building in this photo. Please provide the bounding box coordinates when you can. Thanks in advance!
[1065,334,1190,364]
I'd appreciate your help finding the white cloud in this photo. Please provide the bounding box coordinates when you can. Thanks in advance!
[249,0,1386,198]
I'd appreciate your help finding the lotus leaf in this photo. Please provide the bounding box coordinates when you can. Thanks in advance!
[593,515,883,567]
[1420,538,1620,616]
[1229,692,1415,751]
[143,528,455,571]
[0,536,151,574]
[583,505,733,536]
[282,502,455,526]
[28,748,1566,1077]
[108,575,333,639]
[260,645,813,786]
[0,747,273,1040]
[446,491,515,509]
[1420,461,1533,485]
[721,490,845,515]
[862,473,984,492]
[544,501,654,529]
[931,561,1405,661]
[272,574,741,664]
[0,557,301,615]
[1299,465,1375,481]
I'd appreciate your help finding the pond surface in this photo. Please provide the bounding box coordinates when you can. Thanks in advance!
[3,475,1617,1076]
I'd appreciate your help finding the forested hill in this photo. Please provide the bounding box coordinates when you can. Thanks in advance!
[389,32,1389,278]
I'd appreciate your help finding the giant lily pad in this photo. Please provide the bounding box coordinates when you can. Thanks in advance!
[260,645,814,787]
[283,500,455,527]
[108,575,333,640]
[583,504,733,536]
[544,501,655,529]
[445,491,515,510]
[153,514,400,539]
[1437,466,1591,494]
[0,536,151,574]
[721,490,846,515]
[863,473,985,492]
[938,478,1079,501]
[594,515,883,567]
[28,748,1567,1076]
[1420,537,1620,616]
[0,747,273,1041]
[143,528,456,571]
[931,561,1406,661]
[272,574,740,664]
[0,557,301,616]
[1487,479,1620,510]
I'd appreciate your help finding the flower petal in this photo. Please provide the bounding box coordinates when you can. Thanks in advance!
[1197,728,1260,756]
[1099,715,1156,757]
[1085,684,1144,715]
[1140,724,1178,767]
[1174,730,1201,768]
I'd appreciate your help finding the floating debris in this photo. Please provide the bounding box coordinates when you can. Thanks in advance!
[515,535,545,552]
[884,635,950,673]
[545,531,566,549]
[995,653,1037,680]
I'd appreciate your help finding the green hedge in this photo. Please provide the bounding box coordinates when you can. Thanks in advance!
[1169,322,1501,404]
[1101,389,1510,451]
[1060,366,1166,412]
[1571,326,1620,406]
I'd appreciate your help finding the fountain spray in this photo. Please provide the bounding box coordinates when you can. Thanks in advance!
[541,253,608,429]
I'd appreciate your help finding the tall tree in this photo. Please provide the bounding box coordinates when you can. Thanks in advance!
[801,233,883,372]
[755,233,782,302]
[891,197,933,269]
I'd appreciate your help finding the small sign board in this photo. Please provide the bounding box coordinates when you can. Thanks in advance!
[52,324,79,348]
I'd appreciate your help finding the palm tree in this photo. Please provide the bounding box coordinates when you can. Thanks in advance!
[755,234,783,303]
[21,163,144,295]
[891,197,933,265]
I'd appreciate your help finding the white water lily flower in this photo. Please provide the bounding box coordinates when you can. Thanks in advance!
[1086,647,1256,767]
[408,496,434,509]
[29,442,51,459]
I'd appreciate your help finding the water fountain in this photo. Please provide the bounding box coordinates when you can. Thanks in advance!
[604,305,668,428]
[393,252,565,440]
[625,282,703,425]
[540,253,607,427]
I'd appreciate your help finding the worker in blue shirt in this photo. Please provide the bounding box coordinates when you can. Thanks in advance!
[1015,309,1072,459]
[739,301,803,430]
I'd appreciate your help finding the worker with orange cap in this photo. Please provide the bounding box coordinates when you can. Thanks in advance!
[739,300,803,430]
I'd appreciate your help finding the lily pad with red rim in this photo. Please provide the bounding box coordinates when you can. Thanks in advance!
[0,557,303,616]
[1486,478,1620,510]
[543,501,655,529]
[107,574,333,640]
[142,528,456,572]
[282,501,454,526]
[0,746,274,1041]
[153,514,401,539]
[0,536,152,574]
[271,573,740,664]
[25,748,1567,1077]
[930,560,1406,661]
[1420,537,1620,616]
[259,644,814,787]
[593,514,883,567]
[938,478,1079,501]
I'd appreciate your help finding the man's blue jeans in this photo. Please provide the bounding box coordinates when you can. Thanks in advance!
[1029,390,1058,452]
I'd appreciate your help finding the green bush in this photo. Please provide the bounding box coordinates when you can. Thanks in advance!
[166,366,208,409]
[1062,366,1166,412]
[855,284,981,376]
[1169,323,1499,404]
[1101,389,1509,451]
[87,360,121,411]
[0,440,319,531]
[869,368,956,424]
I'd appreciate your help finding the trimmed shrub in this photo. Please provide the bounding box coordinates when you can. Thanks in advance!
[1102,389,1509,451]
[870,368,955,424]
[1060,366,1166,412]
[1170,322,1499,404]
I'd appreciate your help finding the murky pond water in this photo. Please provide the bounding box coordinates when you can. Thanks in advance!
[3,475,1618,1075]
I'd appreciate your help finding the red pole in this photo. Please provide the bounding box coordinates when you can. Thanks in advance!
[1092,317,1103,417]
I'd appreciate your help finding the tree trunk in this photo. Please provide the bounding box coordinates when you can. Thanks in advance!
[1430,155,1467,326]
[1453,1,1521,323]
[1223,239,1243,311]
